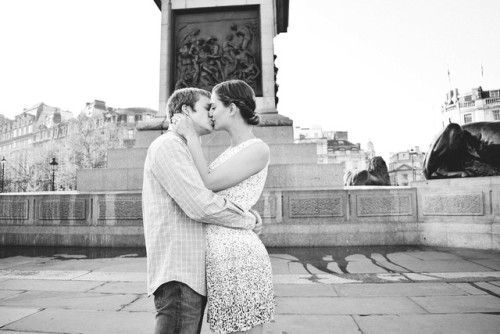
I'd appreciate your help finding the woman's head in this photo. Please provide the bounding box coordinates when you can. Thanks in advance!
[210,80,259,129]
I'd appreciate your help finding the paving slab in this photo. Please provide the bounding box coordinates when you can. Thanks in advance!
[89,281,147,294]
[0,307,41,327]
[404,271,500,281]
[92,258,146,272]
[439,247,500,259]
[0,246,499,334]
[450,283,488,295]
[272,273,360,284]
[274,283,337,297]
[0,257,46,270]
[375,273,409,282]
[410,295,500,313]
[0,290,24,300]
[0,291,140,311]
[489,280,500,287]
[12,259,108,272]
[346,260,390,274]
[369,260,411,272]
[404,250,463,260]
[0,331,52,334]
[392,259,493,273]
[333,282,468,297]
[354,313,500,334]
[263,315,360,334]
[73,271,146,282]
[120,295,155,312]
[269,254,299,261]
[469,258,500,270]
[427,271,500,280]
[276,296,427,315]
[0,279,104,292]
[0,270,89,281]
[471,282,500,295]
[270,260,310,274]
[3,308,155,334]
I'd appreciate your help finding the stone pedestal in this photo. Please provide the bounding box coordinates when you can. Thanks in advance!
[77,119,344,191]
[76,0,344,191]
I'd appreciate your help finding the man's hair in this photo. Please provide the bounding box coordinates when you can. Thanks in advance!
[166,87,211,120]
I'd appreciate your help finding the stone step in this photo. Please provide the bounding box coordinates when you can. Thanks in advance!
[134,125,294,148]
[107,142,318,169]
[77,163,344,191]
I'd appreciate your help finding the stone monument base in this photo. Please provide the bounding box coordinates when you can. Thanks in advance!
[77,114,344,191]
[2,176,499,250]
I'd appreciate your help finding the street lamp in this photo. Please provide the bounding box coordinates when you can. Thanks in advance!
[49,157,58,191]
[1,156,6,193]
[409,149,418,181]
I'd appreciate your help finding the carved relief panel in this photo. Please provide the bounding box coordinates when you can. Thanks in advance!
[173,6,262,95]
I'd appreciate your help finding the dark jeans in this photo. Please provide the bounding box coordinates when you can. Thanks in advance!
[153,281,207,334]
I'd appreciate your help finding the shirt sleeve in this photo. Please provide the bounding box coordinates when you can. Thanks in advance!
[149,135,256,230]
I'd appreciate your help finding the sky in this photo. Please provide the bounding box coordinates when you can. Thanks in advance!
[1,0,500,161]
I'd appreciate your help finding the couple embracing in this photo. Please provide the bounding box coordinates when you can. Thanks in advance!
[142,80,275,334]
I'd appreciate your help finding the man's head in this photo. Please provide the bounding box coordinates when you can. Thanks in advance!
[167,88,212,136]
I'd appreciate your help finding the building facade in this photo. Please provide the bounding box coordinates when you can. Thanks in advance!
[294,126,371,171]
[441,87,500,126]
[0,101,157,192]
[388,146,426,186]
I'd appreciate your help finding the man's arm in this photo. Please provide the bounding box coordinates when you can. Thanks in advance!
[149,135,255,230]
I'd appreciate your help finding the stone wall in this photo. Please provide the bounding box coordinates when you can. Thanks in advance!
[1,177,499,250]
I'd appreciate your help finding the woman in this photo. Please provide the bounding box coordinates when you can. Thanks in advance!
[173,80,275,334]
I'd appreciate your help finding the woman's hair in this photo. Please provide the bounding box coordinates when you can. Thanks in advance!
[212,80,260,125]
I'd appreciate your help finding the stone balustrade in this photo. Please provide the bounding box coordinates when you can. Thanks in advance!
[1,177,499,250]
[486,97,500,104]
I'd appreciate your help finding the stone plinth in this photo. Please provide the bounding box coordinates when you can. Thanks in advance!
[77,163,344,191]
[4,177,500,249]
[78,115,343,191]
[412,176,500,250]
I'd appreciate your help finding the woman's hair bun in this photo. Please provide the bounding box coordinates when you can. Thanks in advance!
[247,113,261,126]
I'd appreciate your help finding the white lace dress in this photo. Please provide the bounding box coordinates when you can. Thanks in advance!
[206,138,275,334]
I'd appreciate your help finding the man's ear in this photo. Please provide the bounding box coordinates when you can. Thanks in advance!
[181,105,191,116]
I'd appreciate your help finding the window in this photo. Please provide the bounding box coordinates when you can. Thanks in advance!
[491,90,500,98]
[128,129,135,139]
[493,110,500,121]
[135,114,142,122]
[464,113,472,124]
[127,114,135,123]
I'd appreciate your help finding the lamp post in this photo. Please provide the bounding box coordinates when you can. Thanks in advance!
[409,149,418,181]
[49,157,58,191]
[1,156,5,193]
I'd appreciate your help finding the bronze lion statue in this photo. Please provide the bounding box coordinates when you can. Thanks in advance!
[423,121,500,179]
[344,156,391,186]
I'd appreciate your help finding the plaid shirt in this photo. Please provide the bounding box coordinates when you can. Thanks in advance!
[142,131,256,296]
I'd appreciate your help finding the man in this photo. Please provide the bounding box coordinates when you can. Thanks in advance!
[142,87,261,334]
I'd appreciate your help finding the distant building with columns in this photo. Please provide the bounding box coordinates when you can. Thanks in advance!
[388,146,426,186]
[441,87,500,126]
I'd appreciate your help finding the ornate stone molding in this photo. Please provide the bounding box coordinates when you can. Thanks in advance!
[0,200,29,220]
[289,196,343,218]
[38,199,87,220]
[98,196,143,220]
[356,195,412,217]
[423,192,484,216]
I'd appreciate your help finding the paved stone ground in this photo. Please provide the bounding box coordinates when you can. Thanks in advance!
[0,245,499,334]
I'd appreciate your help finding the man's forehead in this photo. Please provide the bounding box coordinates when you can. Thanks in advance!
[197,95,210,103]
